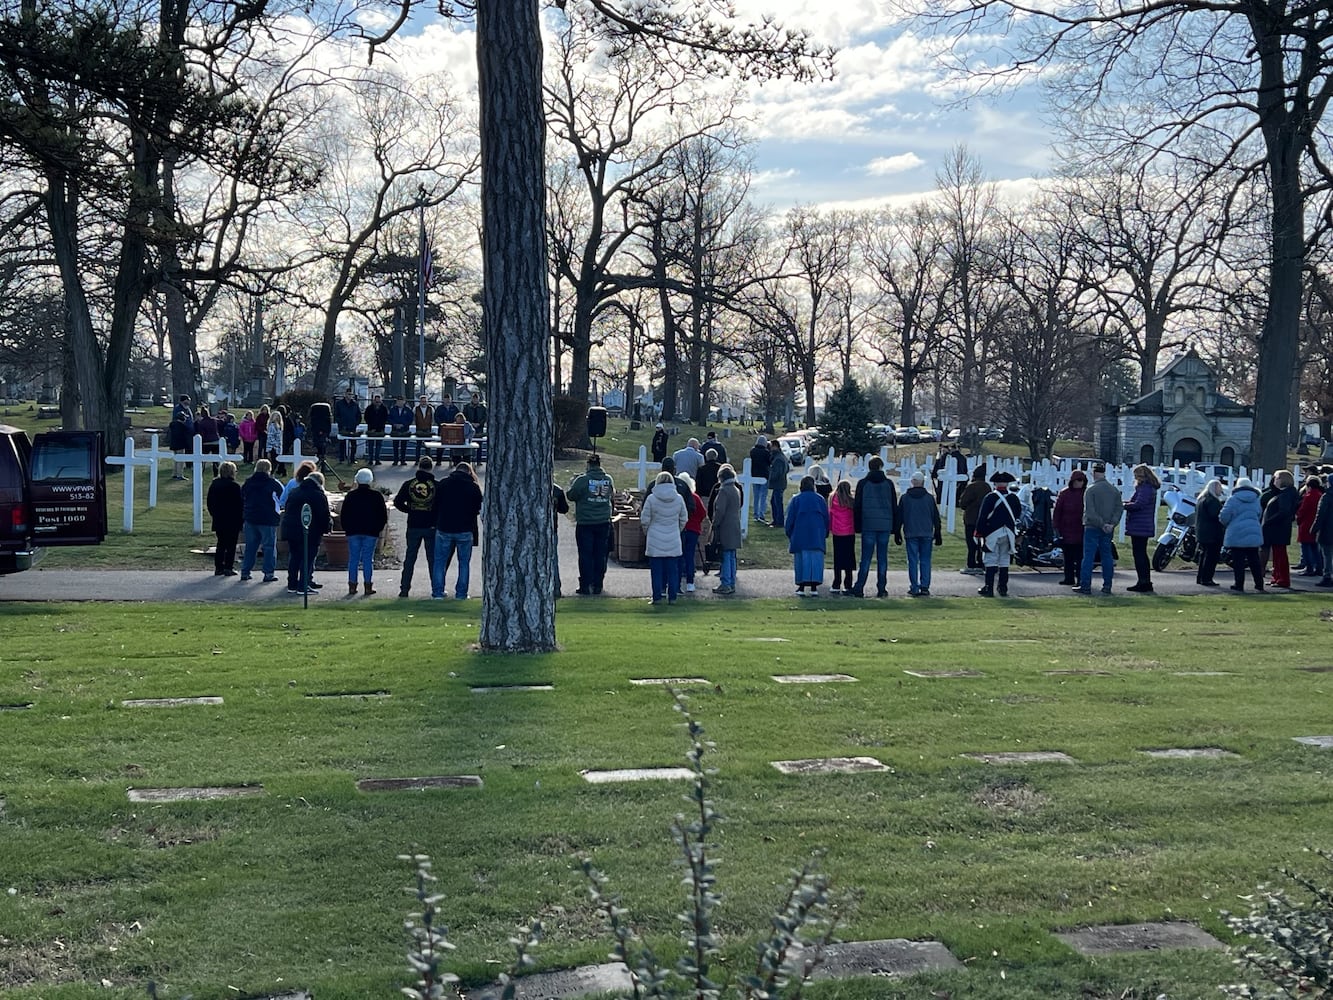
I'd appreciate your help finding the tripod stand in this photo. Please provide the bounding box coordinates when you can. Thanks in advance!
[311,433,351,490]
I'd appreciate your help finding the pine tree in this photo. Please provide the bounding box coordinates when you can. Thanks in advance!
[815,379,877,458]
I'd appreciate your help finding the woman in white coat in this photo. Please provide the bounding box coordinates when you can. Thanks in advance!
[640,471,688,604]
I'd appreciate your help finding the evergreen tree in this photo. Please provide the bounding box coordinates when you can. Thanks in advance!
[815,378,877,458]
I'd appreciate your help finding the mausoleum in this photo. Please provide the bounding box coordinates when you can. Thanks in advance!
[1096,349,1252,467]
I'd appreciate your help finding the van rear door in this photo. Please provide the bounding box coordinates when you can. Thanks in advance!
[29,431,107,546]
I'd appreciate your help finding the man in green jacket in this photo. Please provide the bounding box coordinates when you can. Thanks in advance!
[568,454,615,595]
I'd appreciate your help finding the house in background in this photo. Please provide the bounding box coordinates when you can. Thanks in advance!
[1096,349,1253,468]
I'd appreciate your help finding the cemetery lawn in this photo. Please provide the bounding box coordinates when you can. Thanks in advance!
[3,597,1331,999]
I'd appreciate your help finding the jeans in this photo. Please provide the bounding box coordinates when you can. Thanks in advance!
[1079,526,1115,590]
[720,549,737,588]
[241,523,277,579]
[576,522,612,592]
[679,529,699,585]
[905,536,932,592]
[400,526,437,595]
[347,534,375,584]
[1322,543,1333,580]
[770,488,785,524]
[432,531,473,598]
[855,530,891,593]
[649,556,680,601]
[392,436,408,464]
[1300,541,1324,574]
[339,433,357,463]
[288,531,323,591]
[751,483,769,521]
[367,436,383,463]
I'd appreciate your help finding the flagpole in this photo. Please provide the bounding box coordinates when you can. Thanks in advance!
[417,185,427,397]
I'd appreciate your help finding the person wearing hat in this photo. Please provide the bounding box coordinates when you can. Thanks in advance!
[749,434,772,524]
[341,468,389,595]
[1220,475,1265,591]
[974,471,1021,596]
[568,453,615,595]
[651,422,669,464]
[393,456,439,597]
[1076,463,1124,594]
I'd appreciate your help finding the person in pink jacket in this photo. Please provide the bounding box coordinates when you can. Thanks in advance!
[828,479,857,594]
[238,410,258,465]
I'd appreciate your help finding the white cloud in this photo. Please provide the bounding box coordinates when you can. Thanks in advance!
[865,152,924,175]
[752,168,799,187]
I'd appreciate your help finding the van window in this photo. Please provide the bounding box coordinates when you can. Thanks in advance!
[32,441,92,481]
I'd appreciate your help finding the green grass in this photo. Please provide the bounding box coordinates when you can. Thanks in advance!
[2,597,1331,998]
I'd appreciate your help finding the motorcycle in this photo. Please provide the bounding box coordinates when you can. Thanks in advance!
[1152,485,1199,571]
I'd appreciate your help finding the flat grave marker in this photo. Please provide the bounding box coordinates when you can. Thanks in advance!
[470,684,554,693]
[470,961,633,1000]
[1293,736,1333,748]
[811,938,965,980]
[0,702,33,711]
[771,673,857,684]
[903,669,984,678]
[305,690,392,700]
[580,767,694,784]
[1172,671,1234,677]
[628,677,710,686]
[356,776,482,792]
[745,637,791,643]
[128,785,264,803]
[771,757,890,775]
[1056,921,1225,955]
[121,697,223,708]
[1044,669,1112,676]
[963,751,1077,765]
[1141,747,1240,759]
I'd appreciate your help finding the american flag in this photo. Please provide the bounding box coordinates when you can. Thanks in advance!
[420,241,434,290]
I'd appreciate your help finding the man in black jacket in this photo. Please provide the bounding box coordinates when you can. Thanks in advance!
[363,393,389,466]
[239,458,283,582]
[749,435,772,524]
[394,457,438,597]
[281,471,331,594]
[431,462,483,599]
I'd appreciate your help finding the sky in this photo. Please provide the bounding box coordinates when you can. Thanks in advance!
[371,0,1056,213]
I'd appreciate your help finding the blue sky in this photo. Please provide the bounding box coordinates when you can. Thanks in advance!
[376,0,1056,210]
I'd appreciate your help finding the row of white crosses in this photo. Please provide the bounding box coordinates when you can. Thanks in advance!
[105,433,243,534]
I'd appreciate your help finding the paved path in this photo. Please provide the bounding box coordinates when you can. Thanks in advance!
[0,461,1319,603]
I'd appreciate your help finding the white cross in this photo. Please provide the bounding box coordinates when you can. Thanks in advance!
[171,434,243,535]
[622,445,660,491]
[140,433,175,510]
[104,437,158,532]
[738,457,765,539]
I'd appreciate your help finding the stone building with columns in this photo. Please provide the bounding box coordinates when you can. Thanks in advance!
[1095,349,1253,467]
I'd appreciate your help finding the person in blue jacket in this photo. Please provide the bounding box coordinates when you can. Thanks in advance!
[1219,476,1264,592]
[785,475,830,596]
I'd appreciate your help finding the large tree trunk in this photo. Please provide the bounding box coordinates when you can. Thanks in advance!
[477,0,556,652]
[1249,41,1304,476]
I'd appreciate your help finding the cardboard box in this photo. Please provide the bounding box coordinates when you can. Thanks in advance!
[440,424,465,445]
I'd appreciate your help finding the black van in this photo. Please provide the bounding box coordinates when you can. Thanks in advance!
[0,424,107,573]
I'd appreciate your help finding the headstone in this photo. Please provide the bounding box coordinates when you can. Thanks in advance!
[128,785,264,803]
[810,939,965,980]
[962,751,1076,765]
[470,684,554,693]
[903,669,984,678]
[580,767,693,784]
[1056,922,1225,955]
[771,674,857,684]
[771,757,890,775]
[469,962,634,1000]
[1044,670,1112,676]
[744,637,791,643]
[1297,665,1333,673]
[0,702,33,711]
[1140,748,1239,759]
[305,690,392,700]
[1292,736,1333,748]
[627,677,710,686]
[1172,671,1234,677]
[121,696,223,708]
[356,776,482,792]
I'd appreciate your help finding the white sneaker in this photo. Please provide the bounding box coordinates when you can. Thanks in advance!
[685,583,695,592]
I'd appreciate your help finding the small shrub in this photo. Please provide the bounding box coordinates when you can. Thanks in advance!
[1220,847,1333,998]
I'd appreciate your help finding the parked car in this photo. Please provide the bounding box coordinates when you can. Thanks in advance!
[0,424,108,574]
[978,426,1005,441]
[892,426,921,444]
[917,427,943,442]
[776,435,806,466]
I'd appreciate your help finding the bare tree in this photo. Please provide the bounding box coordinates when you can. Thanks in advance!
[860,202,950,427]
[895,0,1333,472]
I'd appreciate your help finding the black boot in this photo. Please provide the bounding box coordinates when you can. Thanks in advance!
[997,568,1009,597]
[978,568,996,597]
